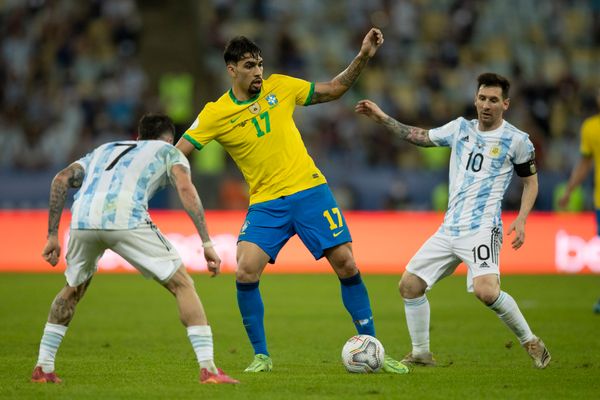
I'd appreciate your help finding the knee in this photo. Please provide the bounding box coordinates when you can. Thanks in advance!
[399,273,426,299]
[235,262,261,283]
[474,286,500,305]
[165,268,195,295]
[333,257,358,279]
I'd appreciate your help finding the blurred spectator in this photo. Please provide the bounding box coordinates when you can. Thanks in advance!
[3,0,600,211]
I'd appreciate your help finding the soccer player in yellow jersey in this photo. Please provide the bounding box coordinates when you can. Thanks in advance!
[176,28,408,374]
[559,87,600,313]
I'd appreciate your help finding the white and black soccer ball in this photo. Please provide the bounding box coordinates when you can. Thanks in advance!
[341,334,385,373]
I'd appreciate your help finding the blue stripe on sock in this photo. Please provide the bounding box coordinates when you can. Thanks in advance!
[404,296,428,307]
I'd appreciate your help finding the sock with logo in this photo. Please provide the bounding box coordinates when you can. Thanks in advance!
[36,322,68,373]
[339,272,375,336]
[488,291,535,344]
[236,280,269,356]
[403,294,430,354]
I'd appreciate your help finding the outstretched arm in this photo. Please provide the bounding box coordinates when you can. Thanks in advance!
[170,164,221,276]
[558,156,593,208]
[507,174,538,250]
[308,28,384,104]
[355,99,435,147]
[175,137,196,157]
[43,163,85,266]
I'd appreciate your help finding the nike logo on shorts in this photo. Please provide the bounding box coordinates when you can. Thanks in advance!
[333,230,344,237]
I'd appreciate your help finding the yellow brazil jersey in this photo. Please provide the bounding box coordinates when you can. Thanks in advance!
[183,74,327,205]
[580,113,600,208]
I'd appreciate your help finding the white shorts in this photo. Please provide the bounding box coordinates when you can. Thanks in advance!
[405,226,502,292]
[65,224,182,287]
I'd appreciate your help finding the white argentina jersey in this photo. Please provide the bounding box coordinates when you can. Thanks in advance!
[70,140,190,230]
[429,117,535,236]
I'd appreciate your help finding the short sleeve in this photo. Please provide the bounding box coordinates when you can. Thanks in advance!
[182,106,218,151]
[275,74,314,106]
[513,135,535,165]
[428,117,463,147]
[580,119,592,156]
[165,146,190,180]
[74,151,93,172]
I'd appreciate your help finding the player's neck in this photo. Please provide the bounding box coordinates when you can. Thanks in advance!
[478,119,504,132]
[231,86,257,102]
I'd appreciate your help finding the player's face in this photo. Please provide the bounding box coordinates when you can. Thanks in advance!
[228,54,263,96]
[474,85,509,130]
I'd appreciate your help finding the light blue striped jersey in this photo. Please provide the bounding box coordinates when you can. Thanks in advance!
[70,140,190,230]
[429,117,535,236]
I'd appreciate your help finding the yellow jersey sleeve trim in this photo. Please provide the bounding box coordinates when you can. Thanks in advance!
[183,133,204,150]
[303,82,315,106]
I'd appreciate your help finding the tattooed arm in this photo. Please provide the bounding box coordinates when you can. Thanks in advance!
[170,164,221,276]
[355,99,435,147]
[308,28,384,105]
[42,163,85,266]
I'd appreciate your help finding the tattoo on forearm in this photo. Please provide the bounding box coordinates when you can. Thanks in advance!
[336,55,368,87]
[48,165,84,236]
[48,180,68,236]
[185,199,210,243]
[382,116,434,147]
[310,55,369,105]
[173,165,211,242]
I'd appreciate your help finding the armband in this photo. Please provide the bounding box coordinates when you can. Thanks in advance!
[202,241,214,248]
[514,159,537,177]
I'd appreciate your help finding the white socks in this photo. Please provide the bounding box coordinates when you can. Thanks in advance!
[36,322,68,373]
[488,291,535,345]
[403,295,431,355]
[187,325,217,373]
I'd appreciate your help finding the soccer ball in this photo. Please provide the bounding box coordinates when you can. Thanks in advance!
[341,335,385,373]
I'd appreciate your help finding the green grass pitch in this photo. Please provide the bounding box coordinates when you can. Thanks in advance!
[1,273,599,399]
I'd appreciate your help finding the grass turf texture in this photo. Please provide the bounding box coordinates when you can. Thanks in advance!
[1,273,599,399]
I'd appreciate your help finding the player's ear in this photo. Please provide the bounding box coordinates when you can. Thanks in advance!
[503,97,510,111]
[226,63,236,78]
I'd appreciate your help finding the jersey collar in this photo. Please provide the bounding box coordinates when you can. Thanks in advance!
[228,88,261,105]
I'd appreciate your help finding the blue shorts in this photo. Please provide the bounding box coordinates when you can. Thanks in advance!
[596,209,600,236]
[238,184,352,263]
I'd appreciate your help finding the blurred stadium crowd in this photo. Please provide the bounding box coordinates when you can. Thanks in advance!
[1,0,599,211]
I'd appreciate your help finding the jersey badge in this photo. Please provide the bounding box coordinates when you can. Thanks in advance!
[489,144,501,158]
[266,93,278,107]
[249,102,261,114]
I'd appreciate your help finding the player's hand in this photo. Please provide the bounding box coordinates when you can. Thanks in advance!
[203,246,221,277]
[507,218,526,250]
[557,191,570,209]
[359,28,384,58]
[355,99,387,123]
[42,235,61,266]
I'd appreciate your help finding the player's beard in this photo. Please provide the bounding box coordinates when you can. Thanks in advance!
[249,79,262,95]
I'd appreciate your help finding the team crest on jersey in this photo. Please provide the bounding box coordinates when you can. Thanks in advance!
[248,102,261,114]
[488,144,501,158]
[266,93,278,106]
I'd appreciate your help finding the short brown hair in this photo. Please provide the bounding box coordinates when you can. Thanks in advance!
[477,73,510,99]
[138,114,175,140]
